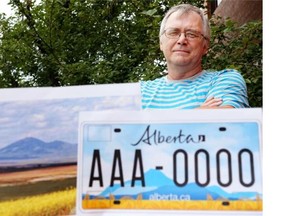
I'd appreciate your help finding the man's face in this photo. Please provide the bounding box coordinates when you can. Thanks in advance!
[160,11,208,72]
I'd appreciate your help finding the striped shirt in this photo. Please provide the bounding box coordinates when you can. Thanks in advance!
[140,69,249,109]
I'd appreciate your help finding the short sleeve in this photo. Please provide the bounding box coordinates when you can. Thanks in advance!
[207,69,250,108]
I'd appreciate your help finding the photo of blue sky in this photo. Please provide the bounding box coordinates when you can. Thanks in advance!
[0,96,141,149]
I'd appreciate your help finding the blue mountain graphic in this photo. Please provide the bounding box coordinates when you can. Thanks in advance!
[207,185,262,200]
[141,182,220,200]
[99,169,174,197]
[88,169,262,201]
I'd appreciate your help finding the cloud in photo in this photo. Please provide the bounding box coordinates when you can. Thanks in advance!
[0,95,140,148]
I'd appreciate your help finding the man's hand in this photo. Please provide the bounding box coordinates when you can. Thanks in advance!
[197,97,234,109]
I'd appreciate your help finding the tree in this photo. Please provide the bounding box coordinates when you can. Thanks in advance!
[203,17,262,107]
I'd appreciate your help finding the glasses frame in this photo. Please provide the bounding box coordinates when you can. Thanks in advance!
[163,28,208,41]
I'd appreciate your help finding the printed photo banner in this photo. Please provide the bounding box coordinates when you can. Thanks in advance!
[77,109,262,216]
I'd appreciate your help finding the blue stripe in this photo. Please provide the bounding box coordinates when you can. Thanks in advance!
[141,70,249,109]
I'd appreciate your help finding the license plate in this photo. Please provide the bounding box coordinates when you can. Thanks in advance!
[77,109,262,215]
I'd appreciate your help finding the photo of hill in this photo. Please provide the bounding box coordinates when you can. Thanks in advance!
[0,137,77,162]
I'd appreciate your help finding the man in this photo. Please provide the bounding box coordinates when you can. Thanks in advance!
[141,4,249,109]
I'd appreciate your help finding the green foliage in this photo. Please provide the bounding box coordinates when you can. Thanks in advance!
[203,17,262,107]
[0,0,262,107]
[0,0,204,87]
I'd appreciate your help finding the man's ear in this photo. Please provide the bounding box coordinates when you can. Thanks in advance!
[203,40,209,55]
[160,39,163,51]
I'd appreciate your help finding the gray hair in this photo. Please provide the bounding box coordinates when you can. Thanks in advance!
[159,4,210,43]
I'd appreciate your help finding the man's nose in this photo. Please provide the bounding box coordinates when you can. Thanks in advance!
[177,33,188,44]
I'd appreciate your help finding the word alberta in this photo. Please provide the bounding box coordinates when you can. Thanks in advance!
[131,125,205,146]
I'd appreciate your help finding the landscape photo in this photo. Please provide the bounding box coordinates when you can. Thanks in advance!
[0,83,141,215]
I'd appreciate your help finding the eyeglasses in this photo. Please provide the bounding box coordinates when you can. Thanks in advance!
[163,28,207,41]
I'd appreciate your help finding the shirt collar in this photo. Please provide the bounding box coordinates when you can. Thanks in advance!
[164,70,205,83]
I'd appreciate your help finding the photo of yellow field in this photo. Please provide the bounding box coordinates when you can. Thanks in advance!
[82,194,262,211]
[0,165,77,216]
[0,188,76,216]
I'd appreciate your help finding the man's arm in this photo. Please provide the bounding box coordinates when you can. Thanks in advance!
[205,70,249,108]
[197,97,234,109]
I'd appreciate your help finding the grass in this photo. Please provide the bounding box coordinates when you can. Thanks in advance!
[0,177,76,201]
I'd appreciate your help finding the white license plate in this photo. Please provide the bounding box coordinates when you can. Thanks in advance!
[77,109,262,216]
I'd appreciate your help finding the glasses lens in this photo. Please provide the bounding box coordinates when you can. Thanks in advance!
[185,31,200,39]
[165,29,180,39]
[164,28,205,41]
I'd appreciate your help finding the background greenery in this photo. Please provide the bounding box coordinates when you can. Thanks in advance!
[0,0,262,107]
